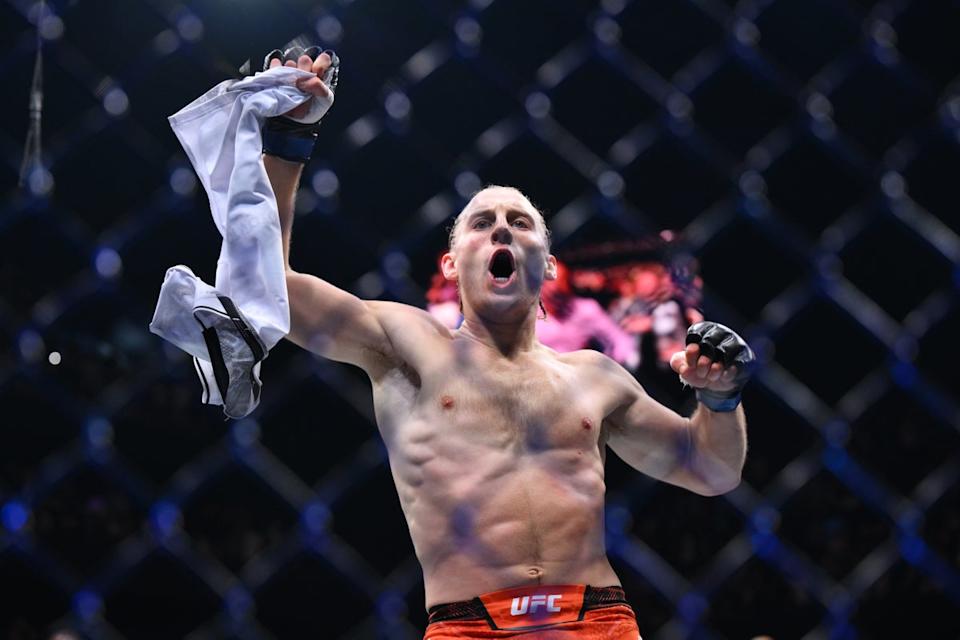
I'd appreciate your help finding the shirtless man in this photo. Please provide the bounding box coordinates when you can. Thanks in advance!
[267,51,753,639]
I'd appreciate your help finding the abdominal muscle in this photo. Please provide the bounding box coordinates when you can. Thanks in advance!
[387,419,620,609]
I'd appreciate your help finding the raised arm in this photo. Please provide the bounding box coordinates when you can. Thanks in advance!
[604,323,754,496]
[263,51,394,374]
[265,155,395,374]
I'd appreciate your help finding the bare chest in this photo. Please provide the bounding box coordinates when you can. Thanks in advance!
[418,350,607,452]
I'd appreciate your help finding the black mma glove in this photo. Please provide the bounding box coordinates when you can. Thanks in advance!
[261,46,340,164]
[685,321,756,412]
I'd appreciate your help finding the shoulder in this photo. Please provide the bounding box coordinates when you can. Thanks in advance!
[366,300,453,336]
[365,301,454,371]
[558,347,634,387]
[557,348,649,425]
[558,346,615,367]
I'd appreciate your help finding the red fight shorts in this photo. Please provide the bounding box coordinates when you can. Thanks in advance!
[424,584,642,639]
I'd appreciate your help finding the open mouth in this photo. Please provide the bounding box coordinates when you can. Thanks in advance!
[488,249,516,285]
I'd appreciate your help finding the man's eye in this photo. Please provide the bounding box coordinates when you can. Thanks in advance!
[512,219,530,228]
[474,220,490,228]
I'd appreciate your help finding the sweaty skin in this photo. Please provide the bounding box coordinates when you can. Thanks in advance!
[371,315,626,604]
[262,63,747,610]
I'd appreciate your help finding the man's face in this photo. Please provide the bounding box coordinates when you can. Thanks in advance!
[442,187,556,320]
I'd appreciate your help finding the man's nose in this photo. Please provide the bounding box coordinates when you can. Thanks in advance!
[491,222,512,244]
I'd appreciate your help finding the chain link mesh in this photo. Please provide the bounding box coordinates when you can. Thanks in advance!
[1,0,958,638]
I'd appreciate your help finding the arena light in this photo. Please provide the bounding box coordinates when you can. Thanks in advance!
[0,501,29,532]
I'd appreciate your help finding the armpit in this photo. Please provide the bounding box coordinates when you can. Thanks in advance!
[367,301,452,371]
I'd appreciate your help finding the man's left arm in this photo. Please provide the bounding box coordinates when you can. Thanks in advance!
[681,394,747,495]
[605,322,755,496]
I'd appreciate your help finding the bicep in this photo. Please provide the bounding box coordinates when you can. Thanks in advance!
[285,270,394,370]
[605,377,720,496]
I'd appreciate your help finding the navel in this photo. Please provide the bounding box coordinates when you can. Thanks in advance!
[441,395,455,410]
[582,418,593,431]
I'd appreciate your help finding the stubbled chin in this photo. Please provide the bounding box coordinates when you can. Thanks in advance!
[466,289,537,321]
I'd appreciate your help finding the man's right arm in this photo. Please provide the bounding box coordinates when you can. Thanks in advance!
[264,153,395,373]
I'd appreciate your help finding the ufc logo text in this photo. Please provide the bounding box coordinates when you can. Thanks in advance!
[510,594,562,615]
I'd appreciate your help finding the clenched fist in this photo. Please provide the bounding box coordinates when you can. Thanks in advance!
[260,45,340,164]
[671,322,755,411]
[265,46,339,121]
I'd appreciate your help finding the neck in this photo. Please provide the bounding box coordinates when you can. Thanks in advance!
[457,306,540,358]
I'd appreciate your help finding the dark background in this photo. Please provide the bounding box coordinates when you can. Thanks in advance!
[1,0,959,638]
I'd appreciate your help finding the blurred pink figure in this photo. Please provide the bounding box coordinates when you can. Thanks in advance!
[608,262,704,369]
[651,299,704,365]
[537,262,640,370]
[425,270,462,329]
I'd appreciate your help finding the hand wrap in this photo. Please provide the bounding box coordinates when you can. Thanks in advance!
[685,321,756,412]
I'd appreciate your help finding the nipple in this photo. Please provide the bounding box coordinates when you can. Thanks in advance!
[441,395,455,410]
[582,418,592,431]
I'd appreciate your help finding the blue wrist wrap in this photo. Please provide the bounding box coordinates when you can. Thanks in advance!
[261,127,318,164]
[696,389,742,412]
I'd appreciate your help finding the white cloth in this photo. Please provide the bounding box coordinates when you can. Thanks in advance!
[149,67,323,416]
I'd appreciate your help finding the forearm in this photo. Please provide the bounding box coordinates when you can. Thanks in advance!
[686,403,747,493]
[263,154,304,270]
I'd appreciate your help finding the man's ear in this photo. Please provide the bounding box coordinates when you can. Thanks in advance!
[544,254,558,281]
[441,252,458,280]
